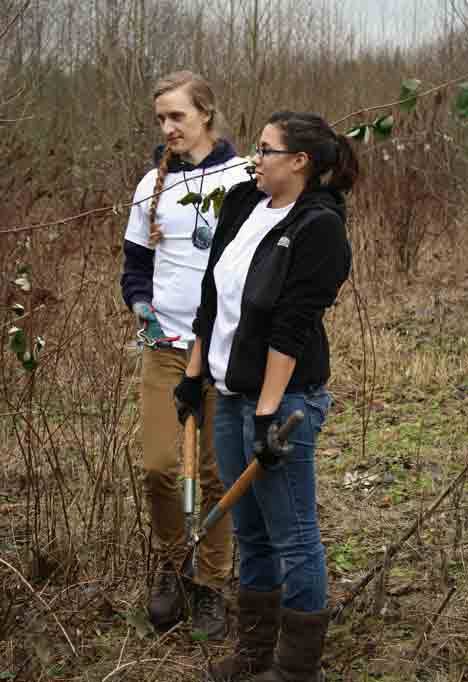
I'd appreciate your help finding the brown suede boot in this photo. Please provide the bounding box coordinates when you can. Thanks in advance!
[205,588,281,681]
[252,608,330,682]
[148,560,187,627]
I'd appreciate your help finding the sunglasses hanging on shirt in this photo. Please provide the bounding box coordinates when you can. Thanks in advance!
[183,168,213,250]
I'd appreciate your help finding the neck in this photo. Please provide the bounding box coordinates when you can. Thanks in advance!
[269,179,306,209]
[183,137,216,166]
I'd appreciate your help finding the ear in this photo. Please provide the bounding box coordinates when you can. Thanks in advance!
[293,152,310,174]
[202,110,213,127]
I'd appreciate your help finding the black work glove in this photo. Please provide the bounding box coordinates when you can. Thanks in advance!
[174,374,203,426]
[253,413,293,471]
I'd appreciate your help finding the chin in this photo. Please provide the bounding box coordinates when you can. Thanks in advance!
[256,178,269,193]
[168,140,186,154]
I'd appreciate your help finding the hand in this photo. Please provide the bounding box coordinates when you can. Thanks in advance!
[132,301,175,347]
[149,223,164,247]
[253,413,293,470]
[132,301,157,325]
[174,374,203,426]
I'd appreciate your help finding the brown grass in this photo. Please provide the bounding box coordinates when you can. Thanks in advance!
[2,2,468,679]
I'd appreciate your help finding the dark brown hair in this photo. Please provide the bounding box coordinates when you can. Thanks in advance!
[268,111,359,193]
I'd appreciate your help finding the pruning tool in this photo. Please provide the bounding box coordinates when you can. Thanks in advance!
[181,409,304,577]
[136,309,181,349]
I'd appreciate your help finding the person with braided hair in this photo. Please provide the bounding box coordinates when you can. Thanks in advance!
[175,111,359,681]
[121,71,246,639]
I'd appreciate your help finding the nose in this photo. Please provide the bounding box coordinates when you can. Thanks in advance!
[161,119,176,137]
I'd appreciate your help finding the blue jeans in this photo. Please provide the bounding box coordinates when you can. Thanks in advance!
[214,386,331,612]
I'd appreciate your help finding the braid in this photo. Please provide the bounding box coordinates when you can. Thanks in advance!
[149,147,172,229]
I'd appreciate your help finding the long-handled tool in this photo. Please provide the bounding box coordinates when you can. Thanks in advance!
[183,414,198,577]
[181,409,304,576]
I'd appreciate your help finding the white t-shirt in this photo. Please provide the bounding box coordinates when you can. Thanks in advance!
[125,157,246,348]
[208,197,295,394]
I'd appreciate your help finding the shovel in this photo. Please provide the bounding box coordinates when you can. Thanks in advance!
[181,409,304,577]
[183,415,198,558]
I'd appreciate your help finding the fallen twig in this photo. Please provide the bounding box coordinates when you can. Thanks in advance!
[101,645,184,681]
[0,557,77,656]
[411,585,457,661]
[332,456,468,619]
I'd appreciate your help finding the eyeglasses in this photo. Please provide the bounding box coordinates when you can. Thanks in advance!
[255,145,297,159]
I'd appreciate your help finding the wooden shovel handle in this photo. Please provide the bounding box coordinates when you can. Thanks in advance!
[198,410,304,537]
[183,415,197,479]
[218,409,303,511]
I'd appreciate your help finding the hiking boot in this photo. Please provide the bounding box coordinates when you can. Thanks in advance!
[252,607,330,682]
[148,561,186,628]
[205,587,281,681]
[192,584,227,642]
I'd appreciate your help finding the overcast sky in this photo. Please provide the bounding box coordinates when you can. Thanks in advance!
[343,0,450,48]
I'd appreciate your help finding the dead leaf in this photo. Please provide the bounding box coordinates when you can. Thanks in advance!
[125,609,154,639]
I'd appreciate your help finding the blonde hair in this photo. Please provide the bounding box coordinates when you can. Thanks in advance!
[149,71,227,228]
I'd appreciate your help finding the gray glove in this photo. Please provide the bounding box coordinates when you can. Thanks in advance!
[132,301,176,347]
[253,413,293,470]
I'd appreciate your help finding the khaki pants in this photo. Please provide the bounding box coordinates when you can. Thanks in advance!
[141,347,232,589]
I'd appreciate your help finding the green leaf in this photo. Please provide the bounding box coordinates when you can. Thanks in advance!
[8,327,27,356]
[373,114,394,139]
[47,664,65,677]
[345,124,370,142]
[400,78,421,112]
[178,192,202,207]
[191,629,209,642]
[34,336,45,358]
[0,673,15,679]
[14,274,31,292]
[210,187,226,218]
[22,351,38,372]
[201,194,211,213]
[454,82,468,120]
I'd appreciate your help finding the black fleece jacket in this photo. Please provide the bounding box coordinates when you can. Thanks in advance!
[193,180,351,395]
[120,140,237,310]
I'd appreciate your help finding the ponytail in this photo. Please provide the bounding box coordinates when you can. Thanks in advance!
[268,111,359,193]
[329,135,359,193]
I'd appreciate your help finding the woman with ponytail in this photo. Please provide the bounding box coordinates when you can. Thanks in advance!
[175,112,359,681]
[121,71,246,640]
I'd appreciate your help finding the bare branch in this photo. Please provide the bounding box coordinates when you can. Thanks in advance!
[332,455,468,619]
[0,0,32,41]
[0,159,249,234]
[332,72,468,128]
[0,557,77,657]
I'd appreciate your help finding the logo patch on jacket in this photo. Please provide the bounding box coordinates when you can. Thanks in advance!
[277,236,290,248]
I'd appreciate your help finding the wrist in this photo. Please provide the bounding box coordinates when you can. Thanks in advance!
[132,300,153,315]
[254,413,275,424]
[184,372,202,383]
